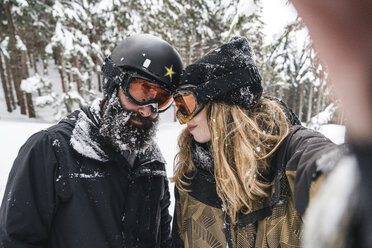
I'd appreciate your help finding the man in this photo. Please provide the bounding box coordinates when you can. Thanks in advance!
[0,34,183,248]
[289,1,372,247]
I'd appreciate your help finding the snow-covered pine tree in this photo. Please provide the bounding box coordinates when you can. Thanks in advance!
[0,0,337,123]
[45,1,89,116]
[158,0,237,65]
[10,0,55,118]
[226,0,273,93]
[0,0,49,114]
[308,47,334,124]
[150,0,184,58]
[89,0,150,92]
[0,6,15,113]
[265,22,310,121]
[1,0,36,116]
[87,0,119,93]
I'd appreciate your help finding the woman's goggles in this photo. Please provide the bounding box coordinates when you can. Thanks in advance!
[122,74,173,113]
[173,86,204,124]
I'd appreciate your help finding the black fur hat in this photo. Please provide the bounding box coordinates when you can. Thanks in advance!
[180,36,263,108]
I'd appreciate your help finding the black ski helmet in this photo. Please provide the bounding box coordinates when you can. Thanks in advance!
[103,34,183,96]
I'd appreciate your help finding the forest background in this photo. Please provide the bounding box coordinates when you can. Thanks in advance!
[0,0,343,125]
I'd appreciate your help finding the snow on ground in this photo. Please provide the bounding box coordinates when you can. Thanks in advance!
[0,116,344,214]
[0,120,51,201]
[318,124,345,145]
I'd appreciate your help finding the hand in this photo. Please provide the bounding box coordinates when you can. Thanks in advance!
[290,0,372,144]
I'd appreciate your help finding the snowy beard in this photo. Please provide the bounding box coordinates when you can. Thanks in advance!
[98,95,159,154]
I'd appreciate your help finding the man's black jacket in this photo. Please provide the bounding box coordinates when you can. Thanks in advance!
[0,106,172,248]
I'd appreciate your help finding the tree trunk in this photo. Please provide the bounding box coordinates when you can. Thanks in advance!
[5,3,27,115]
[11,53,27,115]
[25,93,35,117]
[27,47,33,70]
[73,56,83,95]
[194,35,203,62]
[186,37,192,65]
[306,84,313,122]
[54,47,71,113]
[31,48,38,74]
[4,56,16,109]
[287,86,297,118]
[66,62,72,84]
[55,47,68,93]
[315,82,322,115]
[87,71,92,91]
[97,71,102,92]
[298,84,304,122]
[92,56,102,92]
[0,3,12,112]
[31,49,42,96]
[42,56,48,75]
[0,55,12,112]
[320,88,326,112]
[21,50,36,118]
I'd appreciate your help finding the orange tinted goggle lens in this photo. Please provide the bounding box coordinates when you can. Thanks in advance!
[176,110,199,124]
[174,92,197,116]
[128,78,172,109]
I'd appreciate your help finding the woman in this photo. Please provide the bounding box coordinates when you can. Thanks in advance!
[171,36,340,248]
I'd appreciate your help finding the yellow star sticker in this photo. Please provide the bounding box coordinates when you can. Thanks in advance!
[164,65,176,81]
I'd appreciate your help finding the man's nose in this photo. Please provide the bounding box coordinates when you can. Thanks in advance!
[138,105,152,117]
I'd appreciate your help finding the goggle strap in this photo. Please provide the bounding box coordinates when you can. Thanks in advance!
[195,65,261,104]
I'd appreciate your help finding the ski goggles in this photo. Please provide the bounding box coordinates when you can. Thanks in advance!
[121,73,173,113]
[173,66,263,123]
[173,85,205,124]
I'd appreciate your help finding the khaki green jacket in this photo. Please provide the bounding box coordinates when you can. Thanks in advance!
[172,126,337,248]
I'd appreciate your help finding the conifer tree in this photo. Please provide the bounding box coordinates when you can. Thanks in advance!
[158,0,238,65]
[0,5,13,113]
[266,22,329,122]
[0,0,336,122]
[2,1,28,116]
[12,0,54,117]
[226,0,271,93]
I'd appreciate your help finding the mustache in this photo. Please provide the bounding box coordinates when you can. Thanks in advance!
[125,110,158,128]
[130,112,154,123]
[102,94,158,130]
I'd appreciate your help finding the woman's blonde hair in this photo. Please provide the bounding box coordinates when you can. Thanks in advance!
[172,97,290,224]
